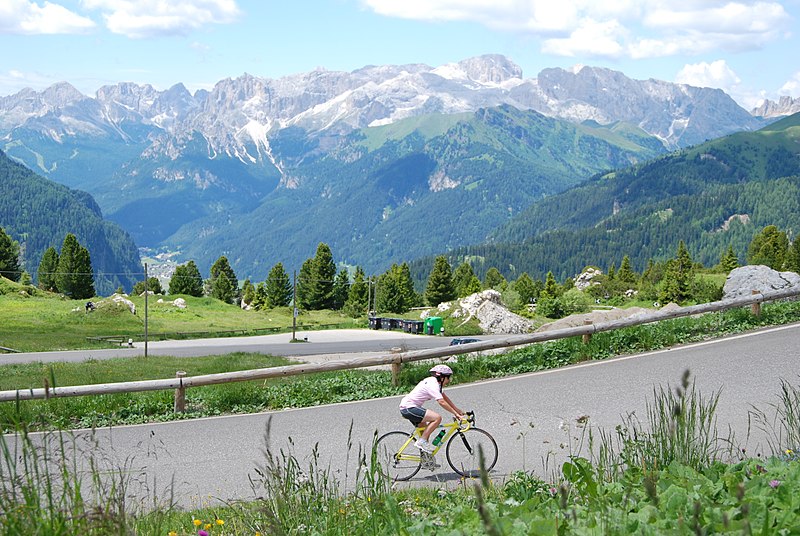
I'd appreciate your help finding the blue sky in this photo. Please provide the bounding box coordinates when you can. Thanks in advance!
[1,0,798,109]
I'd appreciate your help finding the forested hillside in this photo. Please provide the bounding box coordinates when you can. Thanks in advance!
[166,105,665,276]
[414,113,800,281]
[0,150,142,294]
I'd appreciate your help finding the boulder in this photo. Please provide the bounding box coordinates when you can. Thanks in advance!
[111,293,136,315]
[173,298,187,309]
[459,290,533,334]
[574,267,603,291]
[722,265,800,300]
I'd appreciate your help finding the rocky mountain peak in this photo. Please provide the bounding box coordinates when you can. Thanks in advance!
[751,96,800,118]
[457,54,523,84]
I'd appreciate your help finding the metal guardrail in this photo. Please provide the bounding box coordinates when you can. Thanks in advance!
[2,287,799,404]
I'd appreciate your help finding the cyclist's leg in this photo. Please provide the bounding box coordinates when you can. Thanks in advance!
[419,409,442,441]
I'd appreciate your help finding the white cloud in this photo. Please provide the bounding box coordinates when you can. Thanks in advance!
[675,60,741,90]
[361,0,792,60]
[779,72,800,97]
[0,0,95,34]
[82,0,241,38]
[542,18,627,58]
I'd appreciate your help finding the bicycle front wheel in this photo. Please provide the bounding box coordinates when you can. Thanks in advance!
[445,428,498,478]
[375,431,421,482]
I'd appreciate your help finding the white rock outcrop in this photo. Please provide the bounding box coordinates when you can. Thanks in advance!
[458,289,534,334]
[111,294,136,315]
[723,265,800,300]
[173,298,187,309]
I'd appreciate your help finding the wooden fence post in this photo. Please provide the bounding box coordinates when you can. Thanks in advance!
[174,371,187,413]
[582,320,593,344]
[751,290,761,317]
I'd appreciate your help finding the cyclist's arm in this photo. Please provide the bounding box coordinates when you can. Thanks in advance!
[438,393,464,420]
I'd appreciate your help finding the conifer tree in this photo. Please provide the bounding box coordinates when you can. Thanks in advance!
[787,239,800,274]
[617,256,637,286]
[747,225,789,270]
[376,265,404,313]
[241,278,255,306]
[660,241,693,304]
[132,276,162,295]
[453,261,476,298]
[344,266,369,317]
[0,227,21,282]
[307,243,336,310]
[719,245,739,272]
[513,272,539,306]
[37,246,59,291]
[265,262,293,308]
[210,255,238,303]
[425,255,456,306]
[483,267,507,291]
[397,262,418,308]
[332,269,350,310]
[296,258,314,310]
[169,260,204,297]
[55,233,95,299]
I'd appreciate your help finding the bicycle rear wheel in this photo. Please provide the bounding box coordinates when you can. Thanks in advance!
[445,428,498,478]
[375,431,421,482]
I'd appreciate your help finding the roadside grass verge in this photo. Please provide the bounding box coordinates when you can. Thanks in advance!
[2,299,799,432]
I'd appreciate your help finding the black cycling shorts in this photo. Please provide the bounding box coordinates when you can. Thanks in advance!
[400,406,427,427]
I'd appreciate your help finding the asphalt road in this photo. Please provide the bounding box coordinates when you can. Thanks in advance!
[8,323,800,509]
[0,329,508,364]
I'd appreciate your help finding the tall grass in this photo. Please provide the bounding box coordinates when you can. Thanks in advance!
[748,378,800,457]
[0,426,178,535]
[593,370,731,481]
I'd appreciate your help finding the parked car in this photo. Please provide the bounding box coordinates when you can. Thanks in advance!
[449,338,481,346]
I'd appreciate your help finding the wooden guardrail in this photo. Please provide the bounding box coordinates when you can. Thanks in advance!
[2,287,799,404]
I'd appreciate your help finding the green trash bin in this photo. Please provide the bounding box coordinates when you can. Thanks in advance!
[424,316,443,335]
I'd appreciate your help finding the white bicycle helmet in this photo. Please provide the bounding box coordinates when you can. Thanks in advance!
[430,364,453,377]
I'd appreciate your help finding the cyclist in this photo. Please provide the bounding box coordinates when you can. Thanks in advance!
[399,364,465,454]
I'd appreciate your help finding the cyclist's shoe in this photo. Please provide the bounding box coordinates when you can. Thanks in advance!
[420,452,440,470]
[415,438,435,453]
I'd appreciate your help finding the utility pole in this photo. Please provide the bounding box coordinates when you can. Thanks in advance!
[144,262,149,358]
[292,270,297,341]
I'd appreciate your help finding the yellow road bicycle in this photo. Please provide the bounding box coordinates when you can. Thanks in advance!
[375,411,498,481]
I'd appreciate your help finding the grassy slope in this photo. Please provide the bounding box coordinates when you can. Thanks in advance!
[0,277,359,352]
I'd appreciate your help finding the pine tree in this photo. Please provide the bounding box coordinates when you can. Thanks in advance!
[787,239,800,274]
[241,278,255,306]
[210,256,238,303]
[617,256,637,286]
[55,233,95,299]
[483,267,507,291]
[453,261,476,298]
[0,227,21,282]
[512,272,538,306]
[307,243,336,310]
[376,265,404,314]
[425,256,456,306]
[332,269,350,310]
[747,225,789,270]
[397,262,418,308]
[296,258,314,310]
[132,277,162,295]
[660,241,694,304]
[265,262,293,308]
[719,245,740,272]
[344,266,369,317]
[37,246,59,292]
[169,260,204,297]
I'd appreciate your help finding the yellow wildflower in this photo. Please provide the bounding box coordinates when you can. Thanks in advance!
[193,519,202,527]
[216,519,225,525]
[205,523,212,530]
[168,532,178,536]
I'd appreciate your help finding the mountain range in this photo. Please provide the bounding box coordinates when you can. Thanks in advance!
[0,54,790,281]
